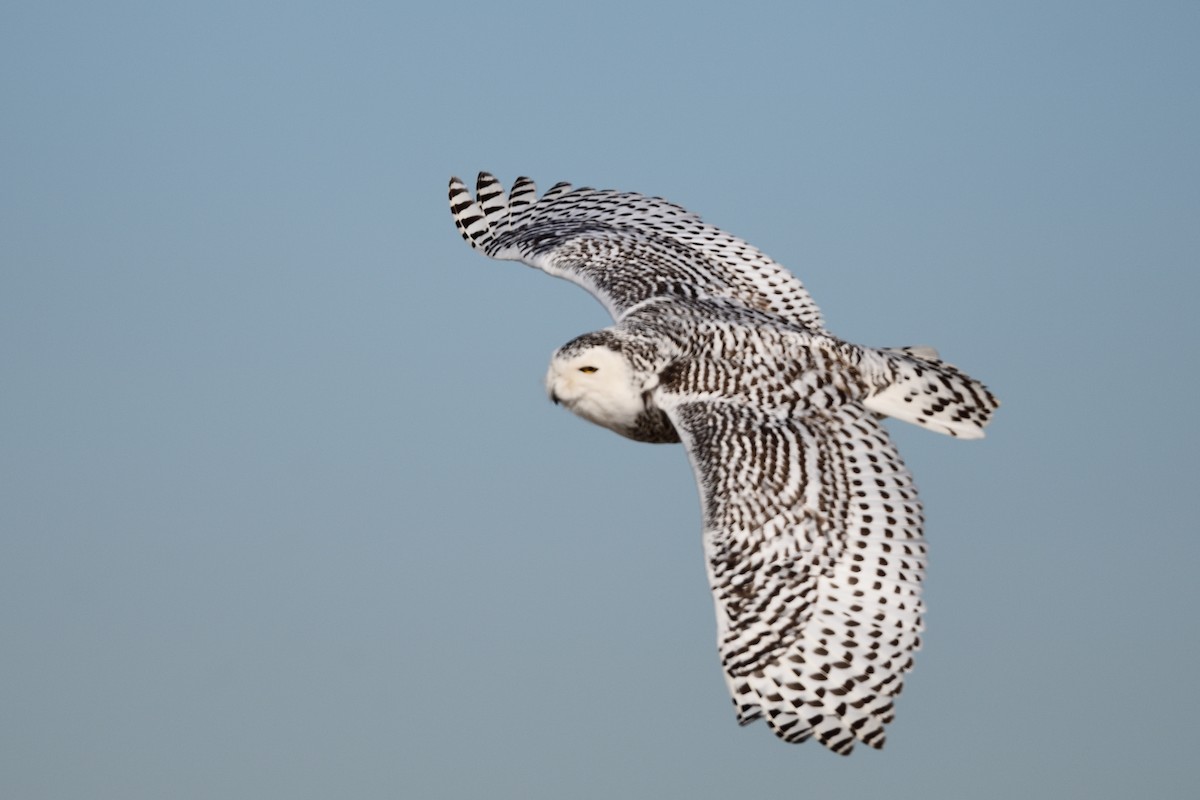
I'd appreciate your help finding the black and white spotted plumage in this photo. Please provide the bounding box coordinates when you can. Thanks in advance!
[450,173,825,329]
[447,173,999,754]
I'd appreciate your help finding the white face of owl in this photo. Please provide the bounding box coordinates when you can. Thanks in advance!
[545,344,648,435]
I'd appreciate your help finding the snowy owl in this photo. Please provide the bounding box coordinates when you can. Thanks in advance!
[448,173,998,755]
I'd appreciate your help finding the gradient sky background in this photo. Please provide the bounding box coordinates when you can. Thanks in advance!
[3,2,1198,798]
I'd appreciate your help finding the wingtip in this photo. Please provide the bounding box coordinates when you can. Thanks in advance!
[476,171,500,194]
[447,173,491,249]
[448,176,470,208]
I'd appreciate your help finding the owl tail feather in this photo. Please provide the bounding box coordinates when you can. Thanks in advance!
[862,347,999,439]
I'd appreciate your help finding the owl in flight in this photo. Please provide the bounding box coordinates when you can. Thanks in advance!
[448,173,998,754]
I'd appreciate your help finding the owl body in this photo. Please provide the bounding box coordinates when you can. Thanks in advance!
[449,173,998,753]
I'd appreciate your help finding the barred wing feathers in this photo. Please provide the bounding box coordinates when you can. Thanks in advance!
[449,173,825,329]
[663,398,925,754]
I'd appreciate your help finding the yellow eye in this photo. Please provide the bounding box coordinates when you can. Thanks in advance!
[578,366,598,374]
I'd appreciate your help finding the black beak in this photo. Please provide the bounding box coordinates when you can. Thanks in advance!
[550,390,561,405]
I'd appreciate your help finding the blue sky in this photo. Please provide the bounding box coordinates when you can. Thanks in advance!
[3,2,1198,798]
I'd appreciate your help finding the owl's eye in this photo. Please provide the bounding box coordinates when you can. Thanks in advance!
[578,366,598,374]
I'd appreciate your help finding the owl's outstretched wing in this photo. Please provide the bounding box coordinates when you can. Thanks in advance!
[661,397,925,755]
[448,173,825,330]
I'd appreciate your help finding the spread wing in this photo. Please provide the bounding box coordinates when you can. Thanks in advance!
[448,173,825,330]
[662,397,925,754]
